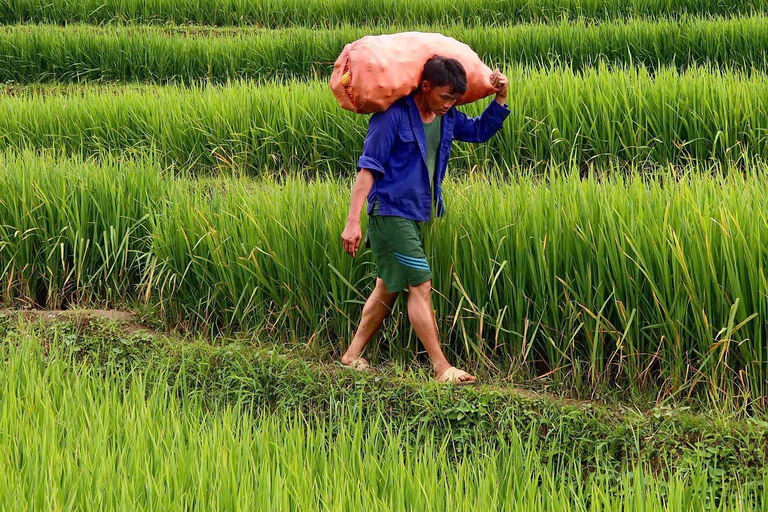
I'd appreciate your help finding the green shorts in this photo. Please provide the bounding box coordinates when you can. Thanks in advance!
[365,215,432,293]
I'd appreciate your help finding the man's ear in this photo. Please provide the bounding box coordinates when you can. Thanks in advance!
[421,80,431,93]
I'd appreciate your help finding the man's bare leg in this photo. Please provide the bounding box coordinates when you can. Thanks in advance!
[407,279,476,383]
[341,278,399,365]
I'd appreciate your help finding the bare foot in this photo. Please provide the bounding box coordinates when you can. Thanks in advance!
[435,366,476,385]
[341,354,370,371]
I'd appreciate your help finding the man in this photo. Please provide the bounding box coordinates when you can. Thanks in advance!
[340,55,510,384]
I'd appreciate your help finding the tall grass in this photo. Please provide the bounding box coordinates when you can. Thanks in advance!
[0,66,768,170]
[5,312,767,469]
[2,151,768,404]
[0,331,764,510]
[0,0,764,26]
[0,153,167,307]
[3,17,768,84]
[150,164,768,405]
[0,65,766,171]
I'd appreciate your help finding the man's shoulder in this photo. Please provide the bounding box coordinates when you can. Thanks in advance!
[392,95,411,109]
[367,98,408,131]
[377,98,408,119]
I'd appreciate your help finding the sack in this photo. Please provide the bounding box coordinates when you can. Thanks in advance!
[330,31,497,114]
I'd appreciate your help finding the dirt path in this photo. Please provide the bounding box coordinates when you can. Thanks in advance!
[1,307,598,410]
[1,308,156,335]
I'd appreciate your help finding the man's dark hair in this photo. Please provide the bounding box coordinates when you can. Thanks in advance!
[421,55,467,96]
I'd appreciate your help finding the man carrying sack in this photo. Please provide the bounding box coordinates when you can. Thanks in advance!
[340,55,510,384]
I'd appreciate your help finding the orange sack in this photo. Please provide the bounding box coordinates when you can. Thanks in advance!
[330,31,497,114]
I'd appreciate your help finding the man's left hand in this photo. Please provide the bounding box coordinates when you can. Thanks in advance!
[490,68,508,105]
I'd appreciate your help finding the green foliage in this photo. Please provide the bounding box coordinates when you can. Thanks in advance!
[1,313,766,500]
[0,152,166,308]
[0,65,767,170]
[0,0,765,27]
[1,152,768,404]
[2,16,768,84]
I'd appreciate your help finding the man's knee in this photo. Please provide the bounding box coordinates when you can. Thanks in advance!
[408,279,432,296]
[376,277,395,294]
[374,278,399,304]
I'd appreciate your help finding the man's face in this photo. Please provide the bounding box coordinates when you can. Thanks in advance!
[421,81,462,116]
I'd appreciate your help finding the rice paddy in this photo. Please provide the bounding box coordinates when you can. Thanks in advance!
[2,325,765,510]
[0,65,766,172]
[3,17,768,84]
[1,151,767,405]
[1,0,765,26]
[2,1,768,509]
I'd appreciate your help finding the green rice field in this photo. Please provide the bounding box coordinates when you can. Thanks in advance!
[2,320,766,510]
[0,65,767,172]
[2,1,768,509]
[2,0,765,26]
[2,152,768,405]
[3,17,768,84]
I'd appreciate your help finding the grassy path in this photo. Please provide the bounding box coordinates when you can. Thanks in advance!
[1,307,766,492]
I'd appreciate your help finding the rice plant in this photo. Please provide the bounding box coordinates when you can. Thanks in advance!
[0,151,167,308]
[148,163,768,404]
[0,329,763,510]
[0,65,765,171]
[2,16,768,84]
[2,151,768,403]
[0,0,764,27]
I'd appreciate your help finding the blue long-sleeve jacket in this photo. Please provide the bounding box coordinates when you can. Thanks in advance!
[357,92,510,222]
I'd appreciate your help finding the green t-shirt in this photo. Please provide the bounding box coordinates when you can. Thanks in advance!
[372,115,441,217]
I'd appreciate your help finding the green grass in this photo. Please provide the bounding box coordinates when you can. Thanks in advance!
[0,317,765,510]
[0,65,766,171]
[2,151,768,406]
[0,0,764,26]
[3,17,768,84]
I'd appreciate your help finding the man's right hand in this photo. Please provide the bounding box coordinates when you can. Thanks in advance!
[341,220,362,258]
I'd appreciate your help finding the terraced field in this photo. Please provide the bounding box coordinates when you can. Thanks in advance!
[2,3,768,510]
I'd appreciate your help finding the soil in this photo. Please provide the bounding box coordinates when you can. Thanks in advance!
[1,308,155,335]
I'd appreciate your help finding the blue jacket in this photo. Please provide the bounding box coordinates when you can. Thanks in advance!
[357,93,510,222]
